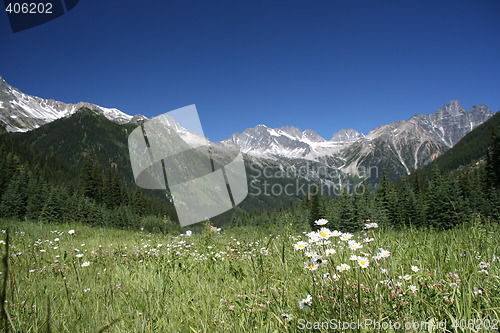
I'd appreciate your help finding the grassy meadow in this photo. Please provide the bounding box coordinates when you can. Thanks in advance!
[0,218,499,332]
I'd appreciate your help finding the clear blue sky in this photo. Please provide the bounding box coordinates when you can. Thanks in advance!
[1,0,499,141]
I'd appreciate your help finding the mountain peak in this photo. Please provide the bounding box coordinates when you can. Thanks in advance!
[0,76,134,132]
[331,128,365,142]
[436,99,466,117]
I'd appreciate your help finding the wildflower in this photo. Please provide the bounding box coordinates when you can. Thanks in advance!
[305,251,317,258]
[331,274,341,281]
[315,219,328,226]
[293,241,308,250]
[411,266,420,273]
[54,238,60,242]
[479,262,490,269]
[299,295,312,310]
[39,249,46,253]
[408,285,418,293]
[402,275,411,281]
[364,222,378,229]
[307,233,320,243]
[340,233,353,241]
[336,263,351,272]
[317,227,331,239]
[381,268,389,275]
[331,230,342,237]
[378,248,391,259]
[83,288,90,293]
[325,248,336,256]
[186,230,192,237]
[304,261,319,271]
[362,238,375,243]
[357,257,369,268]
[68,230,75,235]
[473,288,483,295]
[349,255,359,261]
[80,261,90,267]
[348,240,362,251]
[76,254,84,258]
[281,313,293,320]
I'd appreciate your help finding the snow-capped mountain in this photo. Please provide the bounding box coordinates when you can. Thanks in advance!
[0,76,495,179]
[230,100,494,176]
[0,77,143,132]
[331,129,365,142]
[229,125,353,160]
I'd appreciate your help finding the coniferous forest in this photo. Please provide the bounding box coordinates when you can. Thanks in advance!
[0,108,498,234]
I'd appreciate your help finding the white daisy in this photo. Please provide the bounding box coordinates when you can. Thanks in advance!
[315,219,328,226]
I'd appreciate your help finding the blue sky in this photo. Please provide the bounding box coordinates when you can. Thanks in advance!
[1,0,499,141]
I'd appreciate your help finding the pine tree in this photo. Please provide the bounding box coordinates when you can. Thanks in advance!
[0,170,29,219]
[39,188,65,223]
[336,189,359,232]
[80,152,103,202]
[308,186,322,230]
[396,178,418,228]
[26,176,48,221]
[426,167,458,230]
[375,170,397,226]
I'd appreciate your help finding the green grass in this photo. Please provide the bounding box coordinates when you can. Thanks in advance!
[0,219,498,332]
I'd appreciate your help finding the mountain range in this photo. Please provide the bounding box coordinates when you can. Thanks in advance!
[0,76,146,132]
[0,76,496,182]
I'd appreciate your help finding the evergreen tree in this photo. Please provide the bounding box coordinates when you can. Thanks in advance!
[80,152,103,202]
[426,167,459,230]
[308,186,322,230]
[39,188,65,223]
[395,178,419,228]
[0,170,29,219]
[335,189,359,232]
[375,170,398,226]
[26,176,49,221]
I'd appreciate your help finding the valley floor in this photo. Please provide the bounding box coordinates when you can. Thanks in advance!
[0,220,498,332]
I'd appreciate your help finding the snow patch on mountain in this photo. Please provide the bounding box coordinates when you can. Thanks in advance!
[0,77,144,132]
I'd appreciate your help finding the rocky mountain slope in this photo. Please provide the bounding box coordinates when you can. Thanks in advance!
[0,77,495,181]
[0,77,144,132]
[230,100,494,177]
